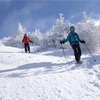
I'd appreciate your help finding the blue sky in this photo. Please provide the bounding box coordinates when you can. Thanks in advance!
[0,0,100,38]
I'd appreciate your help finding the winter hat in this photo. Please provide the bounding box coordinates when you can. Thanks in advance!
[24,34,27,36]
[70,26,75,30]
[24,34,27,37]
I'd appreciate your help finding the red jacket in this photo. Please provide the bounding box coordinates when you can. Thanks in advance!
[22,36,31,44]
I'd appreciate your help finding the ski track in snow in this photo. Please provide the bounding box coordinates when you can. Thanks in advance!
[0,46,100,100]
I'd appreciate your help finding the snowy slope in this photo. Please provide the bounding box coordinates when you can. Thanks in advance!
[0,46,100,100]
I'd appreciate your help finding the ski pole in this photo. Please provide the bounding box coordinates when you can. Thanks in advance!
[84,43,96,61]
[61,44,67,62]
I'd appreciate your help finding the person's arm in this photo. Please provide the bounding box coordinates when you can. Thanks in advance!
[76,33,81,42]
[30,40,33,43]
[60,34,70,44]
[28,37,33,43]
[22,38,24,42]
[76,33,85,43]
[64,34,70,43]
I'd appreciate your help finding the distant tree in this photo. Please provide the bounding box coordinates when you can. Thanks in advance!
[2,23,28,48]
[0,39,3,46]
[46,13,70,48]
[76,11,100,51]
[2,12,100,52]
[30,29,43,46]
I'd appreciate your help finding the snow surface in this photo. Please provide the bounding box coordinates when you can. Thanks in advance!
[0,46,100,100]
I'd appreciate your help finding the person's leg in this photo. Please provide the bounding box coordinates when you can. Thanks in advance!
[27,44,30,53]
[76,44,82,61]
[24,44,27,53]
[72,44,79,62]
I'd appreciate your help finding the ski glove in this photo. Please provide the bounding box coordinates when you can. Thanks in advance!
[60,40,65,44]
[30,41,33,43]
[81,40,85,44]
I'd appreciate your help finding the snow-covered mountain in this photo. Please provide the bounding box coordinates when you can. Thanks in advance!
[0,45,100,100]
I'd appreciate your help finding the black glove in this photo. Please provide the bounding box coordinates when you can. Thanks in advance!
[30,41,33,43]
[60,40,65,44]
[81,40,85,43]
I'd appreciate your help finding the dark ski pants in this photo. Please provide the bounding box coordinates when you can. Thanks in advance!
[24,43,30,53]
[71,44,81,62]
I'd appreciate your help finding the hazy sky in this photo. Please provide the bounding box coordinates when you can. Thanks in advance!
[0,0,100,38]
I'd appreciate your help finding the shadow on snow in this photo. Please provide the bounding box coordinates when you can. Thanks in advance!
[0,62,68,78]
[0,49,99,78]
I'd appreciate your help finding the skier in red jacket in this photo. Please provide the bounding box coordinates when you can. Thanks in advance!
[22,34,33,53]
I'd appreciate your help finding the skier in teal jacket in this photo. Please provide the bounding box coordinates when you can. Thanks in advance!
[60,26,85,63]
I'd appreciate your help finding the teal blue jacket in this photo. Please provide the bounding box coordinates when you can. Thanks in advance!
[64,32,81,45]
